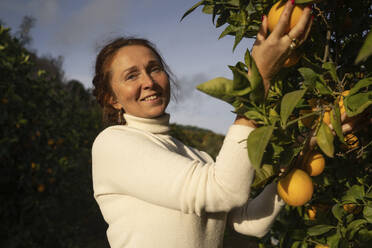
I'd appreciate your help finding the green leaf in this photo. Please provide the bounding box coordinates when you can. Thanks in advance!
[355,30,372,64]
[219,25,237,39]
[348,77,372,95]
[196,77,235,104]
[233,27,245,51]
[315,80,333,95]
[332,204,345,222]
[181,0,205,21]
[229,62,249,91]
[244,49,264,103]
[247,126,274,170]
[358,229,372,242]
[307,225,335,236]
[344,92,372,117]
[322,62,339,83]
[346,219,367,240]
[298,67,318,88]
[316,122,334,157]
[291,241,301,248]
[280,89,307,128]
[327,230,341,247]
[363,206,372,222]
[347,185,365,200]
[295,0,315,3]
[330,104,345,144]
[251,164,275,189]
[202,5,214,14]
[243,110,265,121]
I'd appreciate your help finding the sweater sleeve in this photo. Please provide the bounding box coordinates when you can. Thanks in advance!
[228,182,285,237]
[92,124,255,216]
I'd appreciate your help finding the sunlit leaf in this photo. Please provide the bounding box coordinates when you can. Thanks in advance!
[196,77,235,104]
[316,122,334,157]
[244,49,264,103]
[247,126,274,170]
[181,0,205,21]
[280,89,307,128]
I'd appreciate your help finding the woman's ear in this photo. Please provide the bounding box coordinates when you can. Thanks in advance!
[108,95,123,110]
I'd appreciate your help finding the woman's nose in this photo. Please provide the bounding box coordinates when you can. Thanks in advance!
[142,72,155,89]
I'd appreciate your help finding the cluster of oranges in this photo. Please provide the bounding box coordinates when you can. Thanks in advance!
[277,151,325,207]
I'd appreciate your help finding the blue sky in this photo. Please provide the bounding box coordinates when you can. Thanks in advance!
[0,0,255,134]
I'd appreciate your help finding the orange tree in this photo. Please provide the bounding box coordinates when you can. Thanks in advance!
[183,0,371,247]
[0,25,108,247]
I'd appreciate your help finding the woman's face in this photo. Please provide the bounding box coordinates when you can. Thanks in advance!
[108,45,170,119]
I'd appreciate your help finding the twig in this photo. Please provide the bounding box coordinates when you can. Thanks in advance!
[314,5,332,63]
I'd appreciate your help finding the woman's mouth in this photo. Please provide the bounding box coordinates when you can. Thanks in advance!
[141,94,161,102]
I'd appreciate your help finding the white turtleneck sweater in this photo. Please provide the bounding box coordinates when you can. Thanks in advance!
[92,113,284,248]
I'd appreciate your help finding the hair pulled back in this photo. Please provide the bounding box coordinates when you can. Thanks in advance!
[92,37,175,126]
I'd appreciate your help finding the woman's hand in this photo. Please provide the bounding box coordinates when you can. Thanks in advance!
[251,0,313,93]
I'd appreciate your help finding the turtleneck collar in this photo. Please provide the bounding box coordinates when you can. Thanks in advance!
[123,113,170,134]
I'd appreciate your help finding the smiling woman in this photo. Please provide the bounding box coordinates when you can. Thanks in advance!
[108,45,170,119]
[92,38,175,126]
[90,2,312,247]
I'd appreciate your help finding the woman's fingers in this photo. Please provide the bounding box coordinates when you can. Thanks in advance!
[271,0,295,38]
[287,6,312,45]
[255,15,268,45]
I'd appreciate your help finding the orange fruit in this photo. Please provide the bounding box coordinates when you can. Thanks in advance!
[267,1,305,33]
[302,152,325,176]
[277,169,314,206]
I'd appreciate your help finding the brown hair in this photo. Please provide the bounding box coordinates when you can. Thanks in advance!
[92,37,176,126]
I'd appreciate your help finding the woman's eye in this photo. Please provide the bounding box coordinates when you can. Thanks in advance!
[151,66,162,72]
[126,74,138,80]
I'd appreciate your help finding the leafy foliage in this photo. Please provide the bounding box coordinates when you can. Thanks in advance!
[0,24,108,248]
[183,0,372,247]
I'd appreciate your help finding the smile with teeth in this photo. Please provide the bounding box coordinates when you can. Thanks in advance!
[142,95,160,101]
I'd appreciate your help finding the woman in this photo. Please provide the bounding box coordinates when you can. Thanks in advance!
[91,1,312,247]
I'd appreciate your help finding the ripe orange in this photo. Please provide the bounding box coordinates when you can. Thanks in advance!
[267,1,305,33]
[302,152,325,176]
[277,169,314,206]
